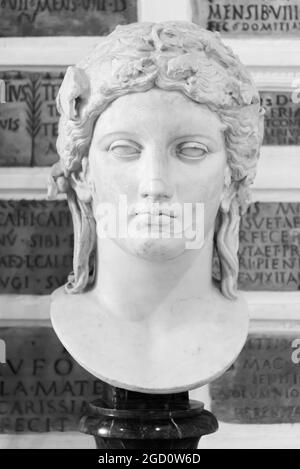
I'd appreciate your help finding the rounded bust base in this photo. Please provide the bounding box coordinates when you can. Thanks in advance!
[79,386,218,449]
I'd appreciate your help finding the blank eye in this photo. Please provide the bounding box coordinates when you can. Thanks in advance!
[177,142,208,160]
[109,140,141,159]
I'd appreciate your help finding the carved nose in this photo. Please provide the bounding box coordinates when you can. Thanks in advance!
[139,177,174,200]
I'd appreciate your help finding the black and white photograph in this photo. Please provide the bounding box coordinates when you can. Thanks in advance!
[0,0,299,459]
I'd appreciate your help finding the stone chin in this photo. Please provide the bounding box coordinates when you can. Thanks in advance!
[113,235,187,262]
[109,216,206,262]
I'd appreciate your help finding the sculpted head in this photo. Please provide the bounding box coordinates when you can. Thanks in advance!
[48,22,264,300]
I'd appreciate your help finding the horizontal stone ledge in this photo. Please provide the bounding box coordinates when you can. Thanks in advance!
[200,422,300,449]
[0,37,299,67]
[0,295,50,326]
[1,292,300,324]
[225,38,300,67]
[0,431,93,449]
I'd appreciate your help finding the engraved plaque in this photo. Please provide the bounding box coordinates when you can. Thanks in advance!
[0,200,73,294]
[0,327,104,433]
[210,334,300,423]
[238,203,300,291]
[33,73,63,166]
[212,202,300,291]
[0,71,64,167]
[0,0,137,37]
[0,72,31,166]
[192,0,300,36]
[261,91,300,145]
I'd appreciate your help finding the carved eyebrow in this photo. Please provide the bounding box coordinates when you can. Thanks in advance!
[174,134,223,149]
[95,131,142,143]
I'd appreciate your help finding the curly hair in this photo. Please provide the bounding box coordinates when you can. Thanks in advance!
[48,21,264,299]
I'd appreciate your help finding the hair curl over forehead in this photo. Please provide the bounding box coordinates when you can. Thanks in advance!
[49,21,264,298]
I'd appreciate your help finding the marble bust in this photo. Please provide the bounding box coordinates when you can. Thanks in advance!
[48,22,264,393]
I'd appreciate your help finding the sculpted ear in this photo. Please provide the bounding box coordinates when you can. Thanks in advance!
[56,66,89,120]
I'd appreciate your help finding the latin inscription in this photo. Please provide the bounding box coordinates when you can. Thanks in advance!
[261,91,300,145]
[238,202,300,290]
[191,0,300,35]
[0,0,137,36]
[0,200,73,294]
[210,334,300,423]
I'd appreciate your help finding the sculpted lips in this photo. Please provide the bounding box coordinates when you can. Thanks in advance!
[128,205,177,219]
[135,209,176,219]
[127,205,179,231]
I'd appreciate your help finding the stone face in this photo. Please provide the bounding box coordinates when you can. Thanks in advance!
[0,0,137,37]
[0,327,104,433]
[0,200,73,294]
[0,71,64,167]
[261,91,300,145]
[191,0,300,36]
[210,333,300,423]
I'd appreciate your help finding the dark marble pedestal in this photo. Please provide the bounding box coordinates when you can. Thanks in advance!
[80,384,218,449]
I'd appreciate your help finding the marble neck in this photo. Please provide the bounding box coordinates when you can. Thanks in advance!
[94,231,215,322]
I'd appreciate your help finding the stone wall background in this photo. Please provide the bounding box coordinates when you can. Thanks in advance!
[0,0,300,446]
